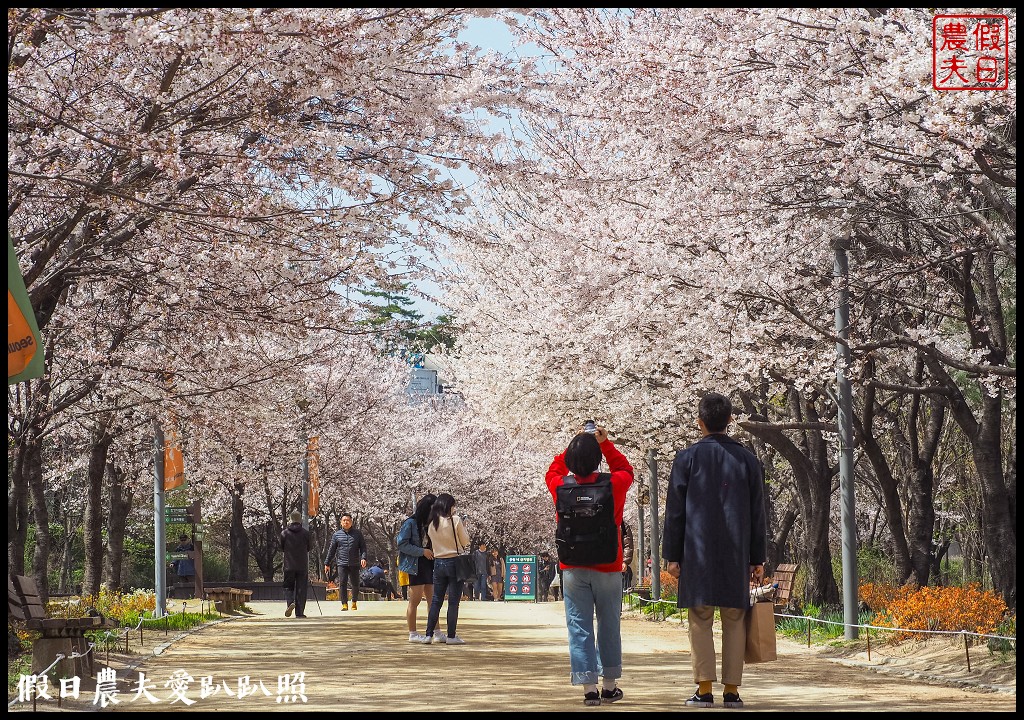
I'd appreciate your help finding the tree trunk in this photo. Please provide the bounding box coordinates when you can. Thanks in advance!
[57,497,77,594]
[741,388,840,607]
[82,422,113,596]
[904,396,944,587]
[856,383,914,584]
[926,355,1015,610]
[103,462,132,590]
[8,445,30,574]
[26,429,51,603]
[229,482,249,581]
[974,394,1015,610]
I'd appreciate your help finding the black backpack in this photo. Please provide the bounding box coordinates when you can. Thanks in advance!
[555,473,618,566]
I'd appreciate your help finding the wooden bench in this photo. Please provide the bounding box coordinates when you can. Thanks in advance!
[204,587,252,613]
[8,575,115,678]
[772,563,799,613]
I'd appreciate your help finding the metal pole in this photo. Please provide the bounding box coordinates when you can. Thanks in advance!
[834,232,859,640]
[637,492,646,587]
[154,422,167,618]
[648,449,661,602]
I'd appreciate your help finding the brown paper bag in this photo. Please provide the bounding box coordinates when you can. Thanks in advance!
[744,600,778,663]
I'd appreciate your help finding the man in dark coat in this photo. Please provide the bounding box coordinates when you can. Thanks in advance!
[281,510,313,618]
[323,512,367,610]
[662,392,767,710]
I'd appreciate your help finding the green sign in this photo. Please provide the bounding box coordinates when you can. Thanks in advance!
[166,551,190,561]
[164,506,194,523]
[8,235,45,384]
[504,555,537,601]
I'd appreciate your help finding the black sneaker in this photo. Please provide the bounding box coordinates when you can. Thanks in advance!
[723,692,743,708]
[685,690,714,708]
[584,691,602,707]
[601,687,624,704]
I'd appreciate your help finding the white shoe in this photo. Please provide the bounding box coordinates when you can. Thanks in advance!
[433,631,447,644]
[409,632,425,642]
[419,634,433,644]
[445,635,466,645]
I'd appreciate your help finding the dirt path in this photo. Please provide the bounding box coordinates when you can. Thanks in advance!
[15,599,1015,712]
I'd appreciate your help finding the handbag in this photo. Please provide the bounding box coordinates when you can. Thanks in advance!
[450,517,476,583]
[744,599,778,663]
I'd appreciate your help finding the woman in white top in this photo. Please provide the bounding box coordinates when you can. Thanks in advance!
[421,493,472,644]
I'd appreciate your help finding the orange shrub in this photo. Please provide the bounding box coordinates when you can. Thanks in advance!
[660,570,677,600]
[861,582,1007,641]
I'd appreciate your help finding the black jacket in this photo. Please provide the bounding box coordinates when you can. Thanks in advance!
[324,527,367,568]
[280,522,313,572]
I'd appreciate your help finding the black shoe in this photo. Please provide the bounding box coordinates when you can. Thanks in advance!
[584,691,602,707]
[723,692,743,708]
[601,687,624,704]
[685,690,714,708]
[295,614,308,618]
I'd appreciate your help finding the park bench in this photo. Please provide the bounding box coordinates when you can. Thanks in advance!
[204,587,253,613]
[8,574,115,678]
[772,563,799,613]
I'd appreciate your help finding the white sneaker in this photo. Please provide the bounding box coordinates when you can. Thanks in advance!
[409,632,425,642]
[445,635,466,645]
[419,634,433,644]
[433,632,447,644]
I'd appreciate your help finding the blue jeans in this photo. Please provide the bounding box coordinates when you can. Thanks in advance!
[563,568,623,685]
[425,557,464,638]
[475,573,489,600]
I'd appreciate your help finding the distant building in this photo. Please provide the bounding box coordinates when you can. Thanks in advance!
[403,353,461,405]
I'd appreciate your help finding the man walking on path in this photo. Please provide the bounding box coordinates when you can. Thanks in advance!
[281,510,313,618]
[662,392,768,709]
[546,423,634,707]
[471,542,489,600]
[324,513,367,611]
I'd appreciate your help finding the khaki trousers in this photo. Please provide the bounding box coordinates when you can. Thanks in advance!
[687,605,747,686]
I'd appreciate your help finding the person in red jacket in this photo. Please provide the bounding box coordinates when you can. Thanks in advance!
[546,424,634,707]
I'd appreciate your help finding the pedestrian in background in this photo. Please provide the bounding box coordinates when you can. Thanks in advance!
[280,510,312,618]
[323,512,367,611]
[621,521,635,592]
[538,551,556,602]
[662,392,768,709]
[488,548,505,601]
[170,533,196,587]
[422,493,472,644]
[397,493,436,642]
[546,423,634,706]
[471,542,490,600]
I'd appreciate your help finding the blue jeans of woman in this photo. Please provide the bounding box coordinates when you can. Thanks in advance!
[425,557,464,637]
[563,568,623,685]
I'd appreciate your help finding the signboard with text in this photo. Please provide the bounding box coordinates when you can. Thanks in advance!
[503,555,536,601]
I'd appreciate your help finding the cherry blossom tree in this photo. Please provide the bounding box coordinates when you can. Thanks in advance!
[439,8,1015,606]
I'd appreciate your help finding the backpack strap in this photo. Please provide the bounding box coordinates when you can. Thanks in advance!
[564,472,612,485]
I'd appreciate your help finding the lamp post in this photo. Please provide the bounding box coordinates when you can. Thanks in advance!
[637,485,650,584]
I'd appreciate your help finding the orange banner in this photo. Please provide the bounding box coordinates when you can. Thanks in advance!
[164,429,185,491]
[307,436,320,517]
[8,289,38,378]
